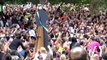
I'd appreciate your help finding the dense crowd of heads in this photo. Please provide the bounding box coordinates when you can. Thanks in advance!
[0,2,107,60]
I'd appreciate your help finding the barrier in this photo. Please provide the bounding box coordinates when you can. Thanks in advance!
[35,26,44,51]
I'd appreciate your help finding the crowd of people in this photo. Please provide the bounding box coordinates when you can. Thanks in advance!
[0,2,107,60]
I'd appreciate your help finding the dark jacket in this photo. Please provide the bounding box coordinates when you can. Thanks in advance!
[9,39,25,50]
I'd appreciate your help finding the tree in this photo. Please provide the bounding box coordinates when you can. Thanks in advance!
[90,0,107,15]
[0,0,5,5]
[90,0,100,15]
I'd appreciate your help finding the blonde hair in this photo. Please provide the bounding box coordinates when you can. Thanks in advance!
[60,54,66,60]
[40,47,47,53]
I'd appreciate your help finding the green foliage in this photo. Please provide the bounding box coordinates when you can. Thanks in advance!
[5,0,39,4]
[49,0,62,4]
[99,0,107,11]
[89,0,107,15]
[5,0,91,4]
[4,0,107,15]
[61,0,90,5]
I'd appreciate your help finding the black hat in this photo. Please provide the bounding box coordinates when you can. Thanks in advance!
[71,37,77,43]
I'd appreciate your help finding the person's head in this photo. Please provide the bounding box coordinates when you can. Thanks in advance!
[38,55,43,60]
[69,47,88,60]
[6,36,10,41]
[60,54,66,60]
[14,32,21,39]
[91,54,99,60]
[40,47,47,54]
[9,16,12,20]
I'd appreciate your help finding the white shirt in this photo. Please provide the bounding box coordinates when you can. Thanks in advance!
[29,29,36,37]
